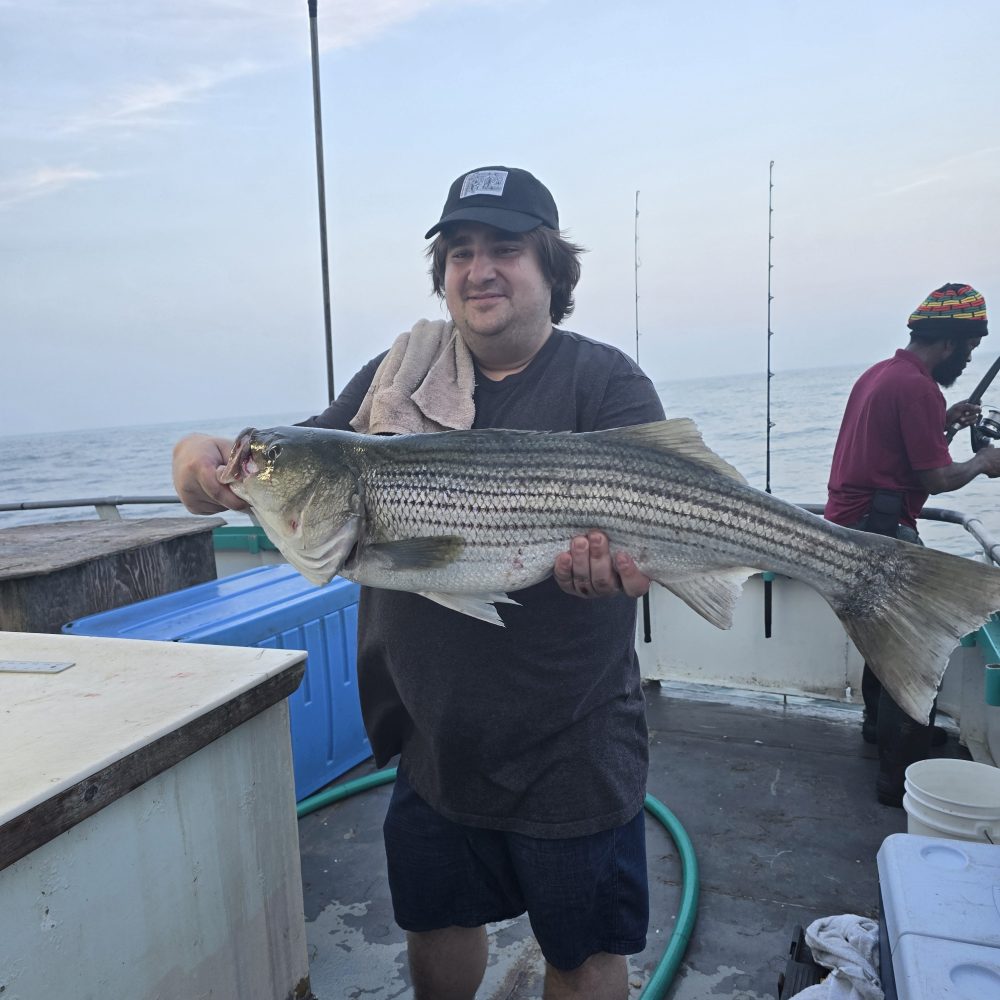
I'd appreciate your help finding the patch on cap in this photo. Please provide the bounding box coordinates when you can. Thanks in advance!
[425,165,559,238]
[460,170,509,198]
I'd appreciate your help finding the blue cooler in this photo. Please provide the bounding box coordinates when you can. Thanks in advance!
[63,564,370,801]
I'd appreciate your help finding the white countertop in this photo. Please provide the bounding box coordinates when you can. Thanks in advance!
[0,631,306,825]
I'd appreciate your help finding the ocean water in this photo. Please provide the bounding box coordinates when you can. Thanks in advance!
[3,360,999,560]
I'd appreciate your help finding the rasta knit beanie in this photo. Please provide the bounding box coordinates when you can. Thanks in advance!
[907,283,988,339]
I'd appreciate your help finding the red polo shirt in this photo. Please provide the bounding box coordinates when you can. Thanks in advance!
[825,349,952,528]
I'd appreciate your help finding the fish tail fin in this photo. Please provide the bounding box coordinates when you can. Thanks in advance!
[834,539,1000,725]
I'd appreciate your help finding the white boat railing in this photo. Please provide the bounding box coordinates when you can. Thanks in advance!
[0,496,182,522]
[798,504,1000,567]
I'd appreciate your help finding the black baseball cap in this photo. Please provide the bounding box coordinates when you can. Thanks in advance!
[424,166,559,239]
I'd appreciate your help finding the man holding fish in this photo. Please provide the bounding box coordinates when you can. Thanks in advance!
[174,166,664,1000]
[825,282,1000,808]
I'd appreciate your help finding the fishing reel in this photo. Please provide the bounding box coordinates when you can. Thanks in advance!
[971,403,1000,452]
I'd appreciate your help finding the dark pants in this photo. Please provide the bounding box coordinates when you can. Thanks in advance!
[852,518,937,806]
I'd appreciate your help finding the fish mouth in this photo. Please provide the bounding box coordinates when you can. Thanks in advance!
[219,428,256,485]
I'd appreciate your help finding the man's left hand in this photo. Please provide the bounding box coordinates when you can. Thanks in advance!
[553,531,652,599]
[946,400,981,429]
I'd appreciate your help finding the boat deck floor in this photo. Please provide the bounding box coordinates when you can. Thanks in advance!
[298,682,970,999]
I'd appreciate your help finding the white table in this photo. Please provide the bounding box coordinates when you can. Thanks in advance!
[0,631,310,1000]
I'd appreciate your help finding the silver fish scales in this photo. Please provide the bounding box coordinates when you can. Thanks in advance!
[221,418,1000,724]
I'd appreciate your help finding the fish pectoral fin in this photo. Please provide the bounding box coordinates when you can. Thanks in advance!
[661,568,755,629]
[417,591,521,626]
[593,419,747,484]
[366,536,465,570]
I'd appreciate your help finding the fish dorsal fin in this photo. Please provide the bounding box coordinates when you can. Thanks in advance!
[594,419,747,485]
[662,568,756,630]
[365,535,465,570]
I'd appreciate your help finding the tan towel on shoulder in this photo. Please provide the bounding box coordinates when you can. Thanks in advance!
[350,319,476,434]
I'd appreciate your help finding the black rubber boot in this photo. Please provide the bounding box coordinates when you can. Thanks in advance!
[861,664,881,744]
[861,664,946,747]
[875,693,936,808]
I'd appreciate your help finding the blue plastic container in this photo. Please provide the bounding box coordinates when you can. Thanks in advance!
[63,564,370,801]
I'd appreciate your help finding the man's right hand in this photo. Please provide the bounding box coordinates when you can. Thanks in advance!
[172,433,248,514]
[919,444,1000,493]
[978,445,1000,479]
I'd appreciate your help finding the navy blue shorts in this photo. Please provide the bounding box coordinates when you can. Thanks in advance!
[382,768,648,971]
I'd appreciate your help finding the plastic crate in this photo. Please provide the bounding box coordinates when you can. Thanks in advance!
[211,524,281,554]
[63,564,370,800]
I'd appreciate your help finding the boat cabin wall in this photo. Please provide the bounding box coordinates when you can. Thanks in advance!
[637,573,864,703]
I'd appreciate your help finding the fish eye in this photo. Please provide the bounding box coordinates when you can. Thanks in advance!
[266,443,282,462]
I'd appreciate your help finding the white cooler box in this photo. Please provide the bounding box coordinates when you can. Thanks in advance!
[877,832,1000,999]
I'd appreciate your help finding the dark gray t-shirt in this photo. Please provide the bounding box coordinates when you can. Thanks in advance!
[302,328,665,837]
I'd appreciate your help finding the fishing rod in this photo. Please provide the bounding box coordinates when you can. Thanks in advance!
[763,161,775,639]
[635,189,652,643]
[945,354,1000,447]
[307,0,336,403]
[635,190,641,365]
[765,161,775,496]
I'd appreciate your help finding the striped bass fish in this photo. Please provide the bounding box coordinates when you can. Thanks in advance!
[220,419,1000,724]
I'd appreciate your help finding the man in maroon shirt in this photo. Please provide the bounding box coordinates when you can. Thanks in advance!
[826,283,1000,806]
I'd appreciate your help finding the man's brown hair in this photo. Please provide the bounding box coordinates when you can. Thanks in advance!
[427,227,585,325]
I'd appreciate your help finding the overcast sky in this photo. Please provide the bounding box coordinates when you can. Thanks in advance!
[3,0,999,435]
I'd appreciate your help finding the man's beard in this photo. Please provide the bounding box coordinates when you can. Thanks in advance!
[932,348,968,387]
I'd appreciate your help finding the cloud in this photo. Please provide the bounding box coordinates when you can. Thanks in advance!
[0,166,101,209]
[3,0,490,206]
[881,174,949,197]
[62,60,263,135]
[881,145,1000,198]
[49,2,482,136]
[317,0,456,50]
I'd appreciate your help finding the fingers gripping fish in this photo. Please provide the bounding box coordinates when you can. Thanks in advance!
[220,419,1000,726]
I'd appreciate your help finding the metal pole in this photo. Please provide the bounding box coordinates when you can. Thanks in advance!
[307,0,335,402]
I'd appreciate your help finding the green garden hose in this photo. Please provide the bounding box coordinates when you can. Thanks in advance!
[297,768,699,999]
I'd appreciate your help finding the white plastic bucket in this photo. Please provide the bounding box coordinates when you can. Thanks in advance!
[903,759,1000,843]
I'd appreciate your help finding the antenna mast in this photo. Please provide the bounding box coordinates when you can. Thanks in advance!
[634,190,641,363]
[766,161,775,494]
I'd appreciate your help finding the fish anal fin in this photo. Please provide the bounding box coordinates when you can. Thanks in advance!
[418,591,521,626]
[661,567,755,629]
[367,535,465,570]
[594,419,747,484]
